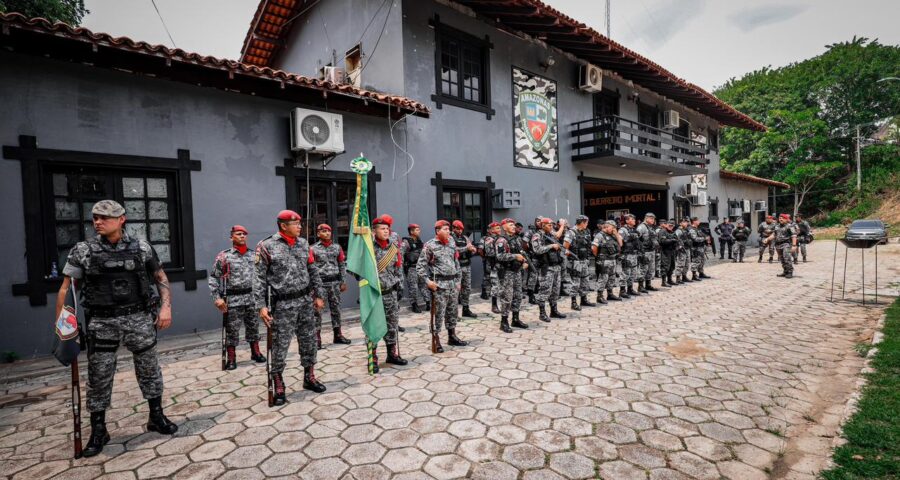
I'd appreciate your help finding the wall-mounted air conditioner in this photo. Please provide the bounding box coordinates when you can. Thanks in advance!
[290,108,345,153]
[729,207,743,217]
[578,64,603,92]
[684,183,699,196]
[754,200,767,212]
[691,191,708,206]
[741,199,752,211]
[663,110,680,129]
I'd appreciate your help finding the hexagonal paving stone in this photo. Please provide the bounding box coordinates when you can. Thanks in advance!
[222,445,273,469]
[417,432,459,455]
[234,426,278,446]
[639,429,684,452]
[304,436,349,459]
[697,422,746,444]
[668,451,721,480]
[487,425,527,445]
[259,452,309,476]
[341,442,387,465]
[619,444,667,469]
[548,452,595,479]
[598,460,649,480]
[513,413,552,431]
[470,461,519,480]
[685,435,733,461]
[377,428,420,448]
[447,419,487,439]
[503,443,547,469]
[136,454,190,478]
[531,429,572,453]
[424,453,471,480]
[381,447,428,473]
[458,438,501,462]
[299,457,349,480]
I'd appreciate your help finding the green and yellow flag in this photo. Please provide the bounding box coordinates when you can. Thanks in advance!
[346,157,387,374]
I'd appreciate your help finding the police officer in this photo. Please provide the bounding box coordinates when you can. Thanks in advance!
[618,214,641,297]
[688,217,711,280]
[56,200,177,457]
[417,220,467,352]
[635,213,659,293]
[767,214,798,278]
[558,219,574,298]
[564,215,596,310]
[478,222,502,313]
[532,217,567,321]
[210,225,265,370]
[401,224,427,313]
[715,217,735,260]
[657,219,679,287]
[254,210,327,404]
[372,216,407,368]
[592,220,622,303]
[311,223,350,348]
[758,215,777,263]
[495,218,530,332]
[793,214,811,263]
[732,220,751,263]
[452,220,478,318]
[523,217,541,304]
[675,217,691,283]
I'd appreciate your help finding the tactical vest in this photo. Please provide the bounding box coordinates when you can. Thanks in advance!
[538,233,563,266]
[83,237,153,311]
[403,236,423,266]
[621,228,640,254]
[573,230,592,260]
[498,235,523,271]
[798,222,810,235]
[636,223,657,251]
[659,231,678,251]
[454,234,472,266]
[733,227,750,242]
[596,233,618,260]
[690,227,707,247]
[774,225,794,245]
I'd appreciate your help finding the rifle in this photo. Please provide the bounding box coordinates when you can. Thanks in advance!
[429,274,438,354]
[220,270,228,371]
[266,286,274,407]
[53,281,84,459]
[71,357,83,458]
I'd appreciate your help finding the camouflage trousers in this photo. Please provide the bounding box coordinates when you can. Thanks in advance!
[536,265,562,305]
[619,253,638,287]
[431,283,459,334]
[458,265,472,307]
[314,283,342,331]
[676,250,690,277]
[569,259,594,296]
[777,243,794,275]
[484,262,499,297]
[405,268,429,307]
[734,241,748,261]
[224,305,261,347]
[383,289,401,345]
[595,259,617,291]
[792,243,807,262]
[659,251,676,278]
[497,268,524,315]
[639,251,656,283]
[560,258,573,297]
[271,298,317,373]
[690,248,706,273]
[481,260,494,293]
[86,311,163,412]
[759,240,774,260]
[526,266,539,292]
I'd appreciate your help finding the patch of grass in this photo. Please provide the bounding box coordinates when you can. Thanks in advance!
[855,342,874,358]
[765,427,785,438]
[821,298,900,480]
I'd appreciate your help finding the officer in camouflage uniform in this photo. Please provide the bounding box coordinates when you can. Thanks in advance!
[495,218,530,332]
[452,220,478,318]
[372,217,407,369]
[675,217,691,283]
[592,220,621,304]
[531,217,567,322]
[558,219,574,298]
[417,220,466,352]
[618,214,640,297]
[769,213,798,278]
[477,221,502,313]
[311,224,350,348]
[523,217,541,304]
[635,213,659,293]
[564,215,596,310]
[657,219,679,287]
[732,220,751,263]
[758,215,777,263]
[688,217,711,281]
[57,200,177,457]
[210,225,265,370]
[254,210,327,404]
[401,224,427,313]
[793,214,811,263]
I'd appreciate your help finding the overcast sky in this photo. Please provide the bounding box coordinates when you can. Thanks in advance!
[81,0,899,92]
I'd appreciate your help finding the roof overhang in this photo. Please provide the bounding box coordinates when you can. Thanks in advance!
[720,170,789,189]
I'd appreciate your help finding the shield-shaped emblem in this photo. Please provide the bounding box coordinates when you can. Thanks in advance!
[519,91,554,151]
[55,305,79,340]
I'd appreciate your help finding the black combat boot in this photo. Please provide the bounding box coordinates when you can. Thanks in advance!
[581,295,596,307]
[528,291,537,305]
[500,316,512,333]
[386,342,408,365]
[82,411,110,457]
[550,303,566,319]
[250,341,266,363]
[303,366,327,393]
[272,373,287,405]
[538,305,551,322]
[225,346,237,370]
[606,289,621,301]
[462,306,478,318]
[618,287,630,299]
[333,327,351,345]
[661,276,669,287]
[692,272,700,281]
[432,334,444,353]
[511,312,528,329]
[667,275,676,286]
[758,256,763,263]
[147,397,178,435]
[596,291,608,305]
[411,303,422,313]
[646,280,659,291]
[447,328,468,346]
[699,272,711,279]
[769,257,774,263]
[627,284,639,296]
[491,297,500,314]
[570,296,581,311]
[481,286,489,300]
[398,325,406,333]
[316,330,324,350]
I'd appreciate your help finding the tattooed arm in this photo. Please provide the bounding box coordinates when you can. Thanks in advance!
[154,267,172,330]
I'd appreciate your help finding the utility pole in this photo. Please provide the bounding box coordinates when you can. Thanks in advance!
[855,125,861,192]
[605,0,611,38]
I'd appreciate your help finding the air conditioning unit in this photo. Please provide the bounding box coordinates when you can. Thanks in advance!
[684,183,699,196]
[691,191,708,206]
[729,207,743,217]
[663,110,680,129]
[290,108,345,153]
[578,64,603,92]
[323,66,346,84]
[754,200,767,212]
[741,199,752,211]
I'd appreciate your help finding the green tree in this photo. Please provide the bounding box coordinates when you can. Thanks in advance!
[0,0,88,25]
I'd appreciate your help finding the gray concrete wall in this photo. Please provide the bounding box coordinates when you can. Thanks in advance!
[0,52,406,358]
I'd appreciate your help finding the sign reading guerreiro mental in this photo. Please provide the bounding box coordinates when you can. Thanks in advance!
[513,67,558,171]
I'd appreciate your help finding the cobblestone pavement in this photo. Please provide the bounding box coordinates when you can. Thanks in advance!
[1,242,897,480]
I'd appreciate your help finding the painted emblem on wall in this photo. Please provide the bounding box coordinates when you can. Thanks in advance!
[513,67,558,171]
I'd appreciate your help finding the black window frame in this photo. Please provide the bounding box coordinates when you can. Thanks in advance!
[431,172,493,242]
[708,197,719,221]
[3,136,205,306]
[430,15,495,119]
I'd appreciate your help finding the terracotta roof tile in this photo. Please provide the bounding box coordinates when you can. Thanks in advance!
[720,170,789,189]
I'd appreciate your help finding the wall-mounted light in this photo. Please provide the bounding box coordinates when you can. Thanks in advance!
[667,171,674,175]
[619,163,627,167]
[627,92,640,102]
[539,55,556,71]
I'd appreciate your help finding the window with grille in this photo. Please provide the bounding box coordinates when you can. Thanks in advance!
[441,188,485,242]
[432,18,493,117]
[298,180,357,251]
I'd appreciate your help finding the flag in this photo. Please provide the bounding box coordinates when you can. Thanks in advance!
[52,282,83,366]
[345,156,387,374]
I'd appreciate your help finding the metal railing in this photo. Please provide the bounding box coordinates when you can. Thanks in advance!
[571,115,709,167]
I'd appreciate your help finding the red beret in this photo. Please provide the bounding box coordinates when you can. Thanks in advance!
[372,217,388,226]
[317,224,332,231]
[779,213,791,220]
[488,222,500,228]
[766,215,774,219]
[434,220,451,229]
[231,225,248,234]
[380,214,394,226]
[408,223,420,229]
[277,210,301,222]
[539,217,553,224]
[452,220,464,229]
[501,218,516,225]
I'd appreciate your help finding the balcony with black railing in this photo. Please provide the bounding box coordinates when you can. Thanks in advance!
[571,115,710,175]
